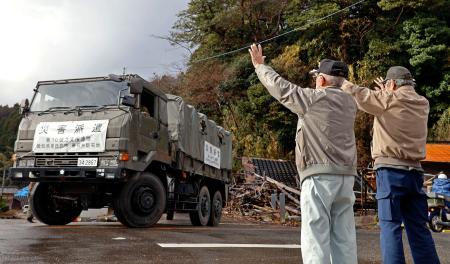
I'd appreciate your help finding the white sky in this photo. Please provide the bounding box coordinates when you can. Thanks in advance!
[0,0,190,106]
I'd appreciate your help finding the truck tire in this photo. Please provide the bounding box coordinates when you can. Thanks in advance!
[114,173,166,228]
[208,190,223,226]
[189,185,210,226]
[30,183,82,225]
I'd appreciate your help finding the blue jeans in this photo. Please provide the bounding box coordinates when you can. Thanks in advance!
[376,168,440,264]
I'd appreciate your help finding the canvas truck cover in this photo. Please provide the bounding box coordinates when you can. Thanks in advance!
[166,94,232,170]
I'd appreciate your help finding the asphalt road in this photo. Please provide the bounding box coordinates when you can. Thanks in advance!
[0,215,449,264]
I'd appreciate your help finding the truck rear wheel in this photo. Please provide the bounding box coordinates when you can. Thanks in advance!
[189,185,210,226]
[114,173,166,228]
[30,183,82,225]
[208,190,223,226]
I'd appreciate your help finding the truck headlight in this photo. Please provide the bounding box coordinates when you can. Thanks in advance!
[99,158,118,167]
[17,159,34,167]
[18,159,35,167]
[18,159,27,167]
[27,159,35,167]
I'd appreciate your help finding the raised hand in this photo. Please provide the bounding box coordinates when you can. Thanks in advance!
[248,43,265,68]
[373,77,385,91]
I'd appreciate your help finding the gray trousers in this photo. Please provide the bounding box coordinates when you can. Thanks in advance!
[300,175,357,264]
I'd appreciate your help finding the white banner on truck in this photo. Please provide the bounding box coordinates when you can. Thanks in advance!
[204,141,221,169]
[32,120,109,153]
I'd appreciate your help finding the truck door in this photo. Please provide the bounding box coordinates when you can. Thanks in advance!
[138,90,159,153]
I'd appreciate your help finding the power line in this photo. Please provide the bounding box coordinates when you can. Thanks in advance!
[126,0,366,73]
[190,0,366,64]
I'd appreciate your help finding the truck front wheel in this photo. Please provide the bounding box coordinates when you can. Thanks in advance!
[30,183,82,225]
[189,185,211,226]
[114,173,166,228]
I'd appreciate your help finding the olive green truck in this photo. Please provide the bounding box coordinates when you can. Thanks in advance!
[9,74,232,227]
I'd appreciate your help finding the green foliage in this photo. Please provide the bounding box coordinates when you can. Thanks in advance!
[0,198,8,213]
[378,0,428,10]
[429,107,450,142]
[399,15,450,121]
[401,17,450,77]
[357,39,404,85]
[164,0,450,167]
[0,105,21,157]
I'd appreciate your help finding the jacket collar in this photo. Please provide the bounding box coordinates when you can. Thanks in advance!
[396,85,415,92]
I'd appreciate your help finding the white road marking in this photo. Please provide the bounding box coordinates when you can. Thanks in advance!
[112,237,126,240]
[157,243,301,248]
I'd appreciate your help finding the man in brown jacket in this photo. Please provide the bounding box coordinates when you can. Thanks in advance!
[249,44,358,264]
[342,66,440,264]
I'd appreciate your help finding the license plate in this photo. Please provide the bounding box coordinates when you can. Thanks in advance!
[77,158,98,167]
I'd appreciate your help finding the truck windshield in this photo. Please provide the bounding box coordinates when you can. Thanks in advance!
[30,80,129,112]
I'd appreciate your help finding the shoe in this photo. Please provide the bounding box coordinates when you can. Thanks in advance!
[27,216,34,223]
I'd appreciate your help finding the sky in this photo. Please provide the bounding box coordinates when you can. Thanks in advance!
[0,0,190,106]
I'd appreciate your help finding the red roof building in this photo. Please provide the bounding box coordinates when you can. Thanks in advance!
[422,144,450,175]
[424,144,450,163]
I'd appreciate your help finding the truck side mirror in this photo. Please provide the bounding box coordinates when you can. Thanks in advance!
[19,98,29,115]
[121,95,136,107]
[129,78,144,94]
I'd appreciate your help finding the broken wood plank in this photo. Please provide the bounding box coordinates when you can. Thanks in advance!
[285,205,300,215]
[252,204,276,213]
[254,173,301,196]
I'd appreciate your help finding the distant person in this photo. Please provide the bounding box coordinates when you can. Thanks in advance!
[249,44,358,264]
[26,182,35,223]
[342,66,440,264]
[432,172,450,210]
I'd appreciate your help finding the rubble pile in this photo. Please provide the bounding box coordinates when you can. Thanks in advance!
[225,173,300,225]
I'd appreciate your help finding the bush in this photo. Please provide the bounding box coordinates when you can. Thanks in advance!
[0,198,9,212]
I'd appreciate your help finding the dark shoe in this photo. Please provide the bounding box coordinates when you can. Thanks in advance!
[27,216,34,223]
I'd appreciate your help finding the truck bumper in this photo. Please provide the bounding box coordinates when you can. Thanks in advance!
[9,167,123,182]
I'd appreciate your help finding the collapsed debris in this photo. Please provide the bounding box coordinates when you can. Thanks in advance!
[226,172,300,225]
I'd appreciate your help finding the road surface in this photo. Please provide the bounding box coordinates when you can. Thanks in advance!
[0,214,449,264]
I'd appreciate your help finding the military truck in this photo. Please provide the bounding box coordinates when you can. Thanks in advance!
[9,74,232,228]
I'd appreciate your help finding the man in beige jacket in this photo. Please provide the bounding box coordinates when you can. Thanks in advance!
[249,44,358,264]
[342,66,440,264]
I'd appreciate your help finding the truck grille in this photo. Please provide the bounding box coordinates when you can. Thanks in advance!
[35,157,78,167]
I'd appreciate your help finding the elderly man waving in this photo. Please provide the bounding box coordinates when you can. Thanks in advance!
[342,67,440,264]
[249,44,358,264]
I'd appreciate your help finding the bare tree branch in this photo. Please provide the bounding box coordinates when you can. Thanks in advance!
[149,34,193,56]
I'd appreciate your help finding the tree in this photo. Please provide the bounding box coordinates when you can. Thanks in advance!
[167,0,450,167]
[429,107,450,142]
[0,104,21,156]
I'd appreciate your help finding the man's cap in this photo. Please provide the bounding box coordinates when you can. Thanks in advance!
[385,66,414,80]
[310,59,349,78]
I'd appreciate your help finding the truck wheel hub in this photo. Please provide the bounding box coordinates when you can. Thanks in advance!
[133,187,155,214]
[213,200,221,217]
[200,195,209,216]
